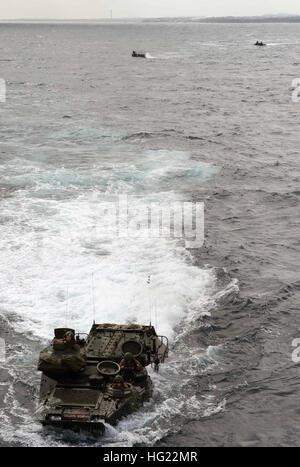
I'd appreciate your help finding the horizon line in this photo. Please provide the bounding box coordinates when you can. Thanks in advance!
[0,13,299,21]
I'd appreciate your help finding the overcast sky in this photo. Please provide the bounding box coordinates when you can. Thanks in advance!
[2,0,300,19]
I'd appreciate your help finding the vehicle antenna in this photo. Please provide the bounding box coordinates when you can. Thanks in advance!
[147,275,151,326]
[65,287,69,327]
[92,273,96,324]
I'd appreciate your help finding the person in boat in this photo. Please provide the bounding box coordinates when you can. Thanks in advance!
[112,375,129,391]
[120,352,143,374]
[53,331,80,351]
[132,51,137,57]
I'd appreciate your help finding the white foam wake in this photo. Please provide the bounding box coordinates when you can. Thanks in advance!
[0,138,220,446]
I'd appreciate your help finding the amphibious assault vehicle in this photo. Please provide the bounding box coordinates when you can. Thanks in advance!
[132,51,146,58]
[37,323,168,434]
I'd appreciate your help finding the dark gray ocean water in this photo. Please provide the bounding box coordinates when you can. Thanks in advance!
[0,21,299,447]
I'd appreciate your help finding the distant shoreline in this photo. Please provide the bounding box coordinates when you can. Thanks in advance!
[190,16,300,23]
[144,15,300,23]
[1,15,300,24]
